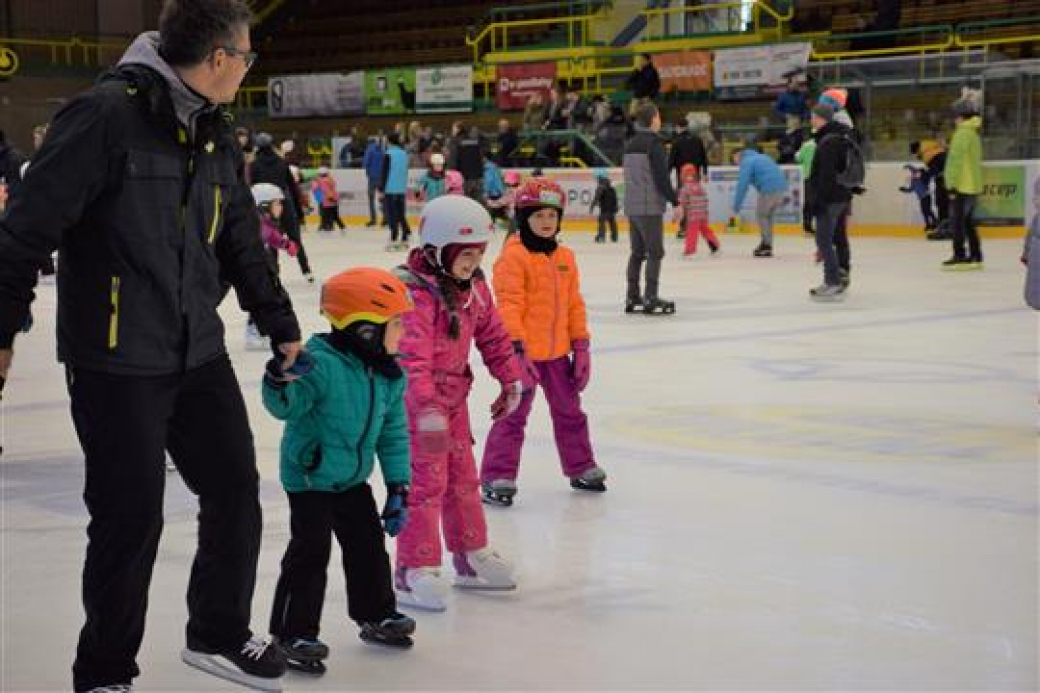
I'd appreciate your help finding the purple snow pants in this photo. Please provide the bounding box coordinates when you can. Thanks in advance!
[480,355,596,483]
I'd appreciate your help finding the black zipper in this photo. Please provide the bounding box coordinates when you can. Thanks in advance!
[354,367,376,483]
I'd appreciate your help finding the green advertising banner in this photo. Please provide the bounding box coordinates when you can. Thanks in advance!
[364,68,417,115]
[976,164,1026,226]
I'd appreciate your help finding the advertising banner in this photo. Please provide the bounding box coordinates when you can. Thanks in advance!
[656,50,712,93]
[976,164,1026,226]
[495,62,557,111]
[364,67,418,115]
[713,42,810,100]
[267,72,364,118]
[416,64,473,113]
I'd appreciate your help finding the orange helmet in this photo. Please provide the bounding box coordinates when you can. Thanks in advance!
[515,177,566,211]
[320,267,412,330]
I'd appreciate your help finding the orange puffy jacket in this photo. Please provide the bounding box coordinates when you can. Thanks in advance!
[492,235,590,361]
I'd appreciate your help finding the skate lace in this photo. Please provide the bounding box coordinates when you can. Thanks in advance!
[240,637,271,660]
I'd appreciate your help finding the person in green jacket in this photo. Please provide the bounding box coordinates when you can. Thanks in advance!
[942,88,985,270]
[263,267,418,672]
[796,137,817,236]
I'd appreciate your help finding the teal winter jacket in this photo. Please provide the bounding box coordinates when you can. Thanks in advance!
[262,334,411,493]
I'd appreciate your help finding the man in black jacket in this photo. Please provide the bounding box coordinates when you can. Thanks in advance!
[626,53,661,113]
[0,130,26,197]
[807,103,854,301]
[449,123,486,204]
[250,131,313,281]
[0,1,299,690]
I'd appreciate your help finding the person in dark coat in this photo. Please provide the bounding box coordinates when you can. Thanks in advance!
[626,53,661,112]
[0,2,299,690]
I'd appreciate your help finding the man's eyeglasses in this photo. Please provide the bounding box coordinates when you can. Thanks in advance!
[218,45,257,70]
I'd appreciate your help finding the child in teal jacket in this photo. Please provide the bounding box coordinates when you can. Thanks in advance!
[264,267,417,669]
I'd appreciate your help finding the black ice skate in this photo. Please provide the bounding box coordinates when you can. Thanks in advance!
[481,479,517,507]
[570,466,607,492]
[358,612,416,649]
[278,637,328,676]
[624,297,644,314]
[641,297,676,315]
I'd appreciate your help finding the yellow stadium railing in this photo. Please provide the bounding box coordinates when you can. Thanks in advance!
[0,36,129,74]
[465,7,611,65]
[954,17,1040,49]
[811,25,955,61]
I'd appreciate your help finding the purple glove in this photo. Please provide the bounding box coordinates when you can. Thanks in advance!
[571,339,591,392]
[512,341,540,392]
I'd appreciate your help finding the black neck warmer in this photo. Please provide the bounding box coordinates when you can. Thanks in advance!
[326,325,403,379]
[517,208,559,254]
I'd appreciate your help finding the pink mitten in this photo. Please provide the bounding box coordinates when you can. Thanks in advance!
[571,339,591,392]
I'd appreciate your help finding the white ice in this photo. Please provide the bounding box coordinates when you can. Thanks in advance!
[2,227,1037,691]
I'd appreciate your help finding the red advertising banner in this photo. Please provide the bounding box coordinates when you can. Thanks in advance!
[495,62,557,111]
[656,50,712,93]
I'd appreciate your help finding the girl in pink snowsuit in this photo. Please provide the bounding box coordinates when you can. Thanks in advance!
[393,195,523,612]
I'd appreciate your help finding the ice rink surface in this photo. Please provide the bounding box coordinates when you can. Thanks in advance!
[2,225,1037,691]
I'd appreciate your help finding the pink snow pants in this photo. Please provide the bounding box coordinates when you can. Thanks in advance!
[395,403,488,569]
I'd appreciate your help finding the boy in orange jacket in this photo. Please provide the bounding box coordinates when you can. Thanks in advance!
[479,178,607,506]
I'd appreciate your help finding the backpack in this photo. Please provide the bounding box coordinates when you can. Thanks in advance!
[823,131,866,192]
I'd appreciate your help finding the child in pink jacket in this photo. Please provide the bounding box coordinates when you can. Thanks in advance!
[393,195,523,612]
[246,183,297,351]
[676,164,719,257]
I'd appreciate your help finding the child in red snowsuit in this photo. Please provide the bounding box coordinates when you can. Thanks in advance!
[677,163,719,257]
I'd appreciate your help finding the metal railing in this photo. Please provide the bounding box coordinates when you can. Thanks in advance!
[955,16,1040,49]
[0,35,129,74]
[465,3,613,64]
[811,24,955,61]
[640,0,793,42]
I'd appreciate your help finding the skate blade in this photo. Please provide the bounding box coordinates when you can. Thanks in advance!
[360,632,414,649]
[286,659,327,676]
[181,648,283,692]
[453,577,517,591]
[481,495,514,507]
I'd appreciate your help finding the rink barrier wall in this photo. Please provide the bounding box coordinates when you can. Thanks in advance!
[308,161,1039,239]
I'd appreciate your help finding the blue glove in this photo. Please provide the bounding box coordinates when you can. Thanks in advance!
[382,484,409,537]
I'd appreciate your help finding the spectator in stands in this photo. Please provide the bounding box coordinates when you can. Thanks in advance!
[381,132,411,249]
[625,53,661,113]
[363,135,386,227]
[497,119,518,166]
[545,84,567,130]
[591,95,611,134]
[523,92,547,132]
[563,84,592,134]
[450,124,486,205]
[942,88,985,270]
[251,132,313,282]
[32,124,48,152]
[731,138,789,258]
[623,102,677,314]
[595,103,629,166]
[774,72,809,132]
[0,130,26,199]
[407,121,423,167]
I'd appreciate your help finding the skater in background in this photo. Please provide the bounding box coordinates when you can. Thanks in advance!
[590,169,619,243]
[264,268,418,668]
[414,152,447,203]
[312,167,345,234]
[731,140,789,258]
[487,168,519,233]
[381,132,411,251]
[363,135,386,227]
[0,3,302,688]
[899,164,938,235]
[911,139,950,240]
[481,177,607,506]
[942,87,985,271]
[623,102,678,314]
[676,164,719,257]
[394,195,523,611]
[795,130,817,236]
[1022,176,1040,309]
[806,103,854,301]
[250,132,314,282]
[444,169,465,196]
[245,183,299,350]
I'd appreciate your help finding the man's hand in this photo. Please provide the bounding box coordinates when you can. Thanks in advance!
[0,349,12,386]
[277,341,303,371]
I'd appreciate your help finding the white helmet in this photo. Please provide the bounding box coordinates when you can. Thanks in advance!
[419,195,494,251]
[251,182,284,206]
[430,152,445,167]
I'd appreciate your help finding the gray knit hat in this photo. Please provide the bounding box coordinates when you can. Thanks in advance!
[812,103,835,122]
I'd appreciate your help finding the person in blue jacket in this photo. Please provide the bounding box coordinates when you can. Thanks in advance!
[264,267,418,669]
[380,132,411,250]
[732,143,789,257]
[363,136,385,227]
